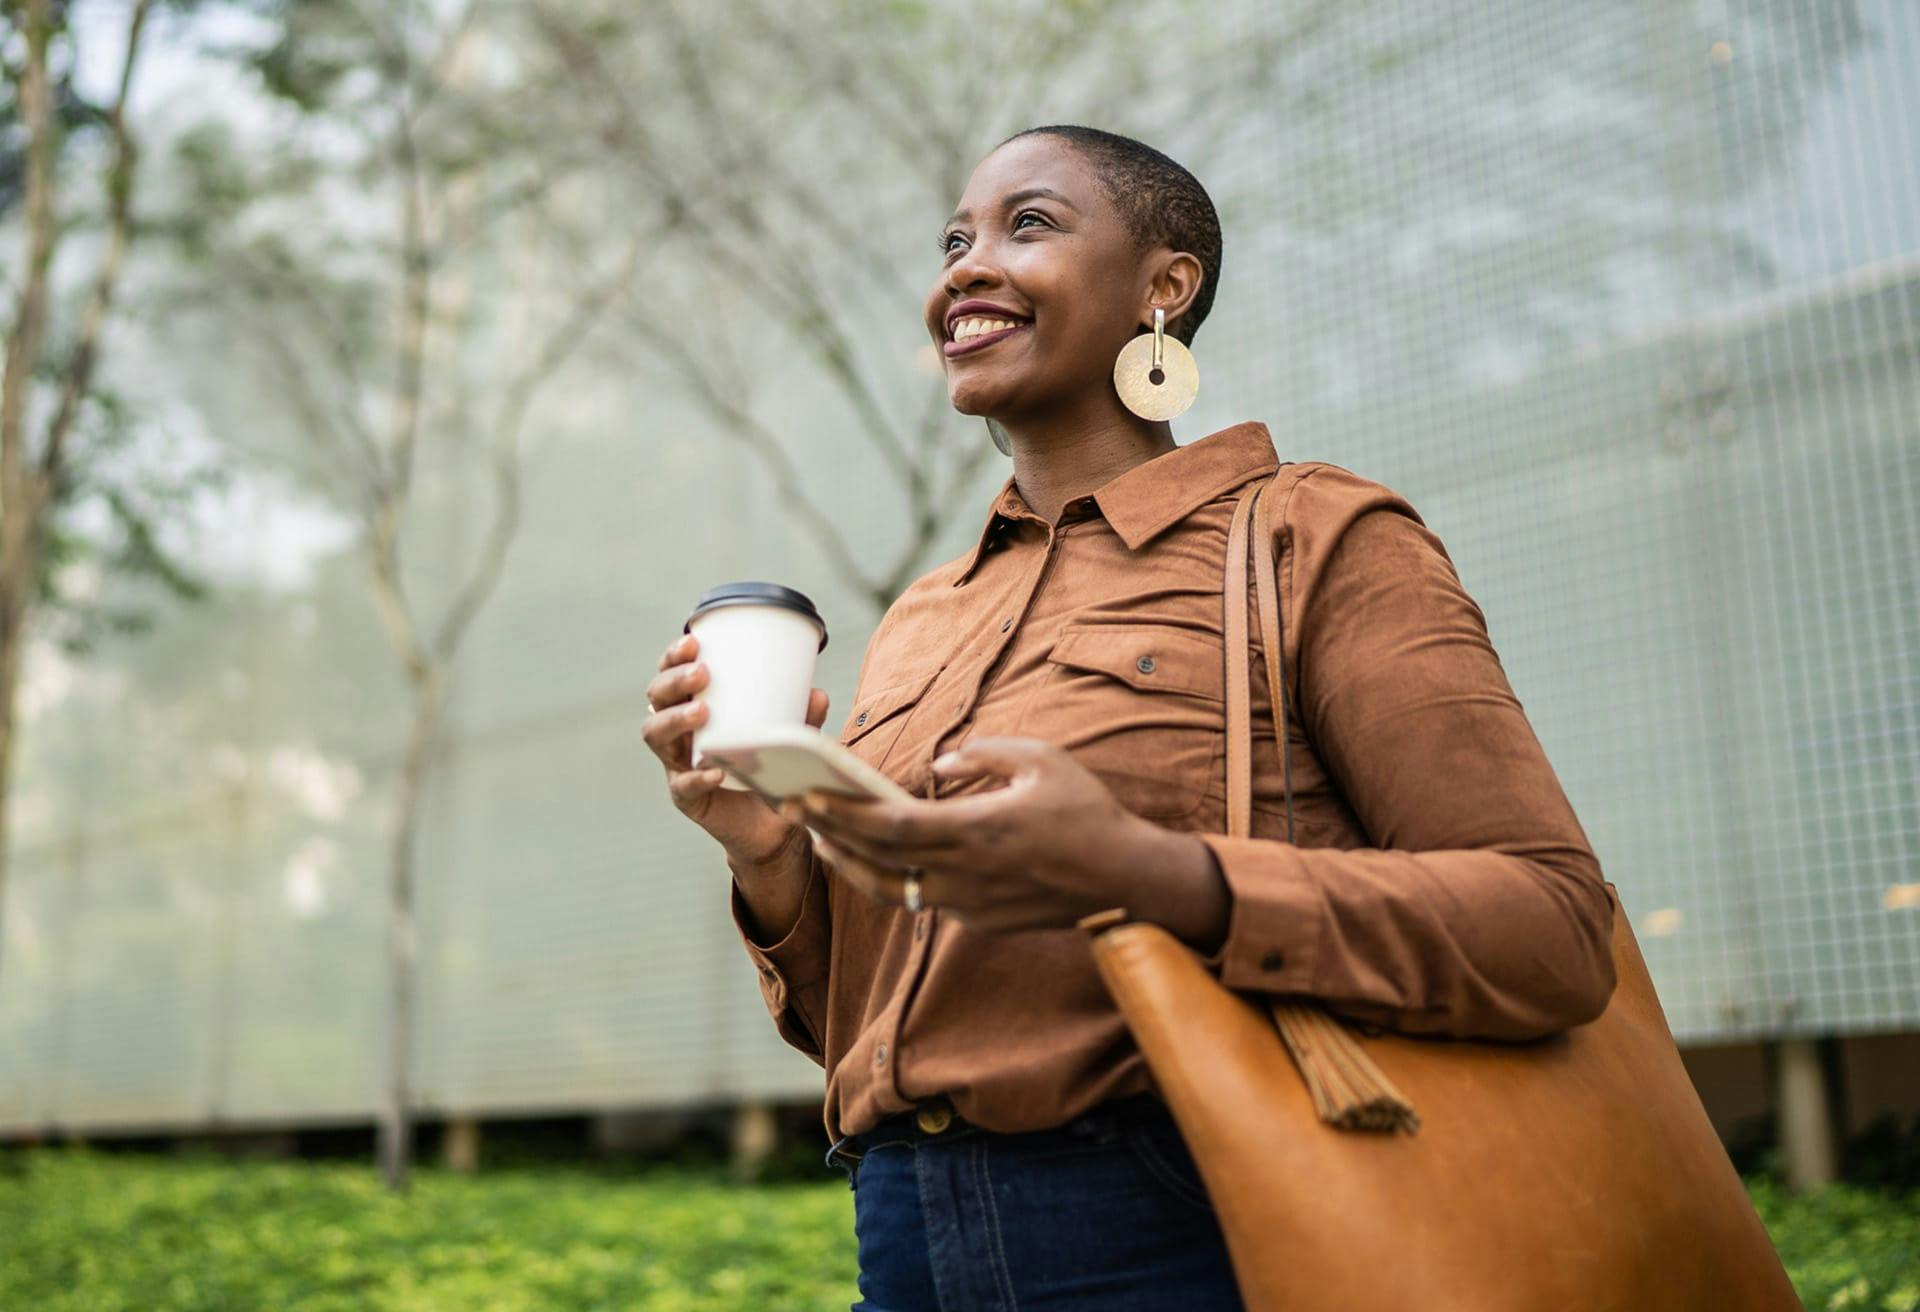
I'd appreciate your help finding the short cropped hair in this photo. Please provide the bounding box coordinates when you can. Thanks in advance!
[997,124,1222,346]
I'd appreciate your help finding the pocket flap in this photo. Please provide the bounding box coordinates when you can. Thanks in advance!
[840,667,941,745]
[1046,623,1223,702]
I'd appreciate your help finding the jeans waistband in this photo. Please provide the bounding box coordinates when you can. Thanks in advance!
[835,1091,1175,1165]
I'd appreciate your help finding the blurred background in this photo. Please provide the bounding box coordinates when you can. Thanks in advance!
[0,0,1914,1274]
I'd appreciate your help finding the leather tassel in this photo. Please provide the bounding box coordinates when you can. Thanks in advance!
[1270,1000,1422,1134]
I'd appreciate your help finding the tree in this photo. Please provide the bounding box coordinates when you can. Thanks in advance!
[0,0,213,988]
[169,0,643,1191]
[524,0,1340,615]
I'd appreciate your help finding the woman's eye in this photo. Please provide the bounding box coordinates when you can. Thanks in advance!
[940,211,1050,256]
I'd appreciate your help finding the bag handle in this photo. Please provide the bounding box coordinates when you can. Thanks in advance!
[1223,471,1295,841]
[1224,469,1420,1134]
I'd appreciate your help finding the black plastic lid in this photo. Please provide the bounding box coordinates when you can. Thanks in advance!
[685,581,828,651]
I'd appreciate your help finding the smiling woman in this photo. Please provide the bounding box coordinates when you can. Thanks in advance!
[641,124,1621,1311]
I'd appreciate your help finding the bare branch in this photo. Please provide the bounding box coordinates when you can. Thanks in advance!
[531,4,927,502]
[652,1,924,309]
[41,0,156,483]
[618,304,887,607]
[1,0,60,546]
[383,83,435,519]
[366,497,429,681]
[431,238,647,660]
[214,245,387,486]
[221,289,387,513]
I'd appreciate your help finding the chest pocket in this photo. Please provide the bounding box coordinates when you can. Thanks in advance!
[839,666,942,785]
[1029,622,1225,821]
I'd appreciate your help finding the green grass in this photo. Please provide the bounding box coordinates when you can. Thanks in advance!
[1,1149,1915,1310]
[0,1150,857,1311]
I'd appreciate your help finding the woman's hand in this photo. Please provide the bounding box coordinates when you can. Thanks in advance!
[782,737,1228,940]
[643,632,830,868]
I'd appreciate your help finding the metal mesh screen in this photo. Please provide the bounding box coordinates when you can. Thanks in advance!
[1,0,1914,1134]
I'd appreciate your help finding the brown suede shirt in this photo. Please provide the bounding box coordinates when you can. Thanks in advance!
[729,420,1617,1145]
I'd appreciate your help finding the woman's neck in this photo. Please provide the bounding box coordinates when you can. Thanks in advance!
[1000,400,1177,524]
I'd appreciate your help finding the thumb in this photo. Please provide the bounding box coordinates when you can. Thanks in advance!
[804,687,830,729]
[931,736,1049,782]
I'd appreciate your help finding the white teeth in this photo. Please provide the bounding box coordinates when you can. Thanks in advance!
[952,316,1022,341]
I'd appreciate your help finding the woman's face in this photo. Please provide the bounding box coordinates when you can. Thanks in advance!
[924,135,1157,420]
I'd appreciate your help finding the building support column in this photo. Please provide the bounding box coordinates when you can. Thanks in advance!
[1776,1037,1837,1190]
[443,1115,481,1173]
[731,1101,778,1183]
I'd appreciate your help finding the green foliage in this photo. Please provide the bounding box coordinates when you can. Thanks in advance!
[3,1150,1917,1309]
[35,384,223,657]
[1748,1178,1920,1311]
[0,1148,859,1311]
[0,3,226,653]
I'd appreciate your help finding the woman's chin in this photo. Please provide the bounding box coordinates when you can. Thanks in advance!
[948,377,1023,418]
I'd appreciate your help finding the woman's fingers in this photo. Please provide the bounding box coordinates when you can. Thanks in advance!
[645,657,707,712]
[816,833,1020,924]
[642,635,709,770]
[642,697,708,770]
[816,833,913,905]
[802,819,966,871]
[792,791,976,856]
[805,687,830,728]
[667,765,730,809]
[659,633,697,670]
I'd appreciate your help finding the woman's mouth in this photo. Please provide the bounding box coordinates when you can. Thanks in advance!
[944,320,1031,358]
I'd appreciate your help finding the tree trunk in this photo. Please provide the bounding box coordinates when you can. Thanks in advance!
[0,574,31,988]
[0,0,59,994]
[378,665,444,1194]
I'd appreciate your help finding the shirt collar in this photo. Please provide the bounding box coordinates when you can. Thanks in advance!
[952,420,1280,586]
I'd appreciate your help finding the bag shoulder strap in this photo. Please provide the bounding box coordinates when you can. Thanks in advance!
[1223,461,1420,1134]
[1224,464,1299,841]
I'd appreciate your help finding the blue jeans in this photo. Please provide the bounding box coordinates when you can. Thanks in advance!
[824,1093,1245,1311]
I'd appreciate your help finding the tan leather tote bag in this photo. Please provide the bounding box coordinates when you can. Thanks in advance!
[1077,468,1801,1311]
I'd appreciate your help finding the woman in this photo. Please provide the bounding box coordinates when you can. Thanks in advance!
[643,125,1617,1310]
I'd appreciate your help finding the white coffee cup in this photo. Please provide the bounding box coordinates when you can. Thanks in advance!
[684,582,829,789]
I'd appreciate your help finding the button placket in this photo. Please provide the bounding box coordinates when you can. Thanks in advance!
[876,516,1058,1120]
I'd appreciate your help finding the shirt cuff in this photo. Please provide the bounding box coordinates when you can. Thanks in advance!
[1191,832,1327,995]
[729,837,832,1018]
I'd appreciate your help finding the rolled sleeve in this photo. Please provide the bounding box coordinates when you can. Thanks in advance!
[729,829,834,1066]
[1194,466,1616,1040]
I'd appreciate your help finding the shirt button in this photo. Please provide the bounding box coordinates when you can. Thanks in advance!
[855,710,869,726]
[1136,655,1157,675]
[1261,950,1287,972]
[874,1043,888,1066]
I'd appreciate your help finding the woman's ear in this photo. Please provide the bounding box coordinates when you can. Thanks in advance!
[1138,250,1205,334]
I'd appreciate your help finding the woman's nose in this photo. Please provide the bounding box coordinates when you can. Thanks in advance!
[945,238,1003,294]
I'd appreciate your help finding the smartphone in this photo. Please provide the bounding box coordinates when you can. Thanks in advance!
[696,724,914,804]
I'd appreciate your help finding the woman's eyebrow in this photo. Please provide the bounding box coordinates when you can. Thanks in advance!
[944,187,1080,228]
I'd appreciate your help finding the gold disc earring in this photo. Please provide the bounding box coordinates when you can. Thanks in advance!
[1113,306,1199,421]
